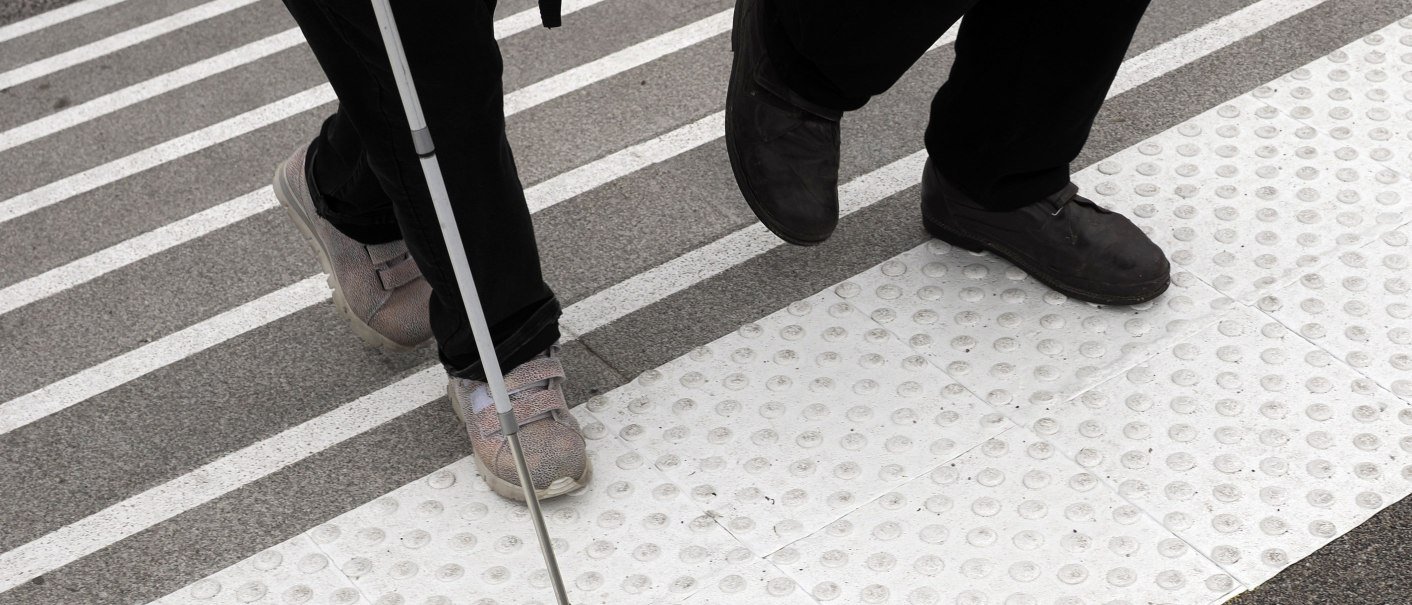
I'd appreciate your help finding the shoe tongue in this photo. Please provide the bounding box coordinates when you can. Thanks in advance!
[469,379,550,413]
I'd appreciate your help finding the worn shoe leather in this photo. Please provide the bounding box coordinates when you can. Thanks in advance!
[725,0,842,246]
[920,159,1171,305]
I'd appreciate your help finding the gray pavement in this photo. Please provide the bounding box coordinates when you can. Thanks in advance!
[1,0,1411,602]
[0,0,72,28]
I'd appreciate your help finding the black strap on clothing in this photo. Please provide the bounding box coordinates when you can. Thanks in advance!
[539,0,561,27]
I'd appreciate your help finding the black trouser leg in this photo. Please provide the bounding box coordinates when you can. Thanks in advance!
[306,110,403,245]
[927,0,1152,209]
[763,0,971,111]
[281,0,560,380]
[763,0,1149,209]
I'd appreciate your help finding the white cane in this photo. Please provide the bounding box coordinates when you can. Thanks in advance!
[367,2,572,603]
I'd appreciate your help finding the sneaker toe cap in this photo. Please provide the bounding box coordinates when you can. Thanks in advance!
[368,278,434,348]
[494,418,588,489]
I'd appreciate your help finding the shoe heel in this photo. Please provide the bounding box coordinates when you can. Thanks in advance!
[922,210,985,253]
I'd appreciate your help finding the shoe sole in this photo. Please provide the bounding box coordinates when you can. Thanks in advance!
[272,161,427,353]
[448,383,593,502]
[724,0,826,248]
[922,205,1170,306]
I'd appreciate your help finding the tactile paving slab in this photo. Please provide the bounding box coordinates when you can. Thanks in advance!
[682,559,818,604]
[1260,217,1412,403]
[1251,18,1412,184]
[586,290,1013,555]
[1079,94,1408,303]
[770,426,1238,605]
[833,240,1230,426]
[153,535,365,605]
[301,421,746,605]
[1034,305,1412,586]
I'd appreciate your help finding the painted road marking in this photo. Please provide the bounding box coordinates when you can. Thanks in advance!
[0,0,1321,586]
[0,0,615,154]
[0,0,262,90]
[0,8,734,226]
[0,0,131,44]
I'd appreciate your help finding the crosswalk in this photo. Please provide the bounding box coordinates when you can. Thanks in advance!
[1,0,1409,603]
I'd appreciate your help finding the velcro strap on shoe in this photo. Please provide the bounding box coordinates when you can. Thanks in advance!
[376,260,422,290]
[475,389,566,436]
[367,241,410,265]
[503,356,567,392]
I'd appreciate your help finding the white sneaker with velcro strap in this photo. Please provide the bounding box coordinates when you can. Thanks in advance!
[274,145,434,351]
[449,346,592,501]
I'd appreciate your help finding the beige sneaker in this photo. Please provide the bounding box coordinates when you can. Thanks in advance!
[274,145,433,351]
[449,346,592,500]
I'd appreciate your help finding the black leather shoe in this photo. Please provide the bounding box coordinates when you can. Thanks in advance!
[725,0,842,246]
[920,159,1171,305]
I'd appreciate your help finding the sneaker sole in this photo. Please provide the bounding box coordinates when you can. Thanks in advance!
[448,383,593,502]
[922,205,1170,306]
[272,161,427,353]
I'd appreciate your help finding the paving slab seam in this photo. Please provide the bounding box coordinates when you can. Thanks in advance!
[825,271,1254,597]
[1244,230,1412,405]
[759,297,1251,601]
[757,417,1023,556]
[940,56,1412,580]
[1098,14,1412,404]
[832,130,1399,605]
[1244,16,1412,186]
[732,9,1411,599]
[1044,307,1412,596]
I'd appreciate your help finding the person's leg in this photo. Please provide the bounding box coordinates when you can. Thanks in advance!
[306,110,402,245]
[918,0,1171,306]
[724,0,966,245]
[282,0,560,379]
[278,0,587,499]
[763,0,971,112]
[271,0,434,351]
[926,0,1152,209]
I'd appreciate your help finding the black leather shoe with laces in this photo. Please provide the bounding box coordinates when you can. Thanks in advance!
[920,159,1171,305]
[725,0,842,246]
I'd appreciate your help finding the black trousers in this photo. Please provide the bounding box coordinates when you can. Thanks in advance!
[281,0,560,379]
[765,0,1152,209]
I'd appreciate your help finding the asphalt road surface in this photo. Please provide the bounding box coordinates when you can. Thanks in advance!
[2,0,1412,603]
